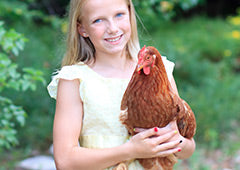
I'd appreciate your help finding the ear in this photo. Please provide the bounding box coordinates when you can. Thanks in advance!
[77,23,89,38]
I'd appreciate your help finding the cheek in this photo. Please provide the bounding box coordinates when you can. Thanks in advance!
[119,21,131,42]
[88,25,106,39]
[116,15,131,32]
[121,18,131,32]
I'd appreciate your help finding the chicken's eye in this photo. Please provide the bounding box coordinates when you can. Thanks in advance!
[146,56,150,60]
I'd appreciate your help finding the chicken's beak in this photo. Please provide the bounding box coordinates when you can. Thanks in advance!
[137,64,144,72]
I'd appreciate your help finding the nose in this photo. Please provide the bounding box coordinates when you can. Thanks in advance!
[107,20,118,34]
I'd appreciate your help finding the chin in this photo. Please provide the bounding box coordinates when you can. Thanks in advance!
[109,45,127,54]
[105,43,128,54]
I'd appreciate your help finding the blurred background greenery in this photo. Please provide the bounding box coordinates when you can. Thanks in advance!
[0,0,240,169]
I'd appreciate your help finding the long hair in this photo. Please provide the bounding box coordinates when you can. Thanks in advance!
[61,0,140,66]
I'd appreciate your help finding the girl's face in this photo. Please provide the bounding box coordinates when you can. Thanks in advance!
[79,0,131,57]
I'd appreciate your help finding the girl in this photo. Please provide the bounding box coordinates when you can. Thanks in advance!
[47,0,195,169]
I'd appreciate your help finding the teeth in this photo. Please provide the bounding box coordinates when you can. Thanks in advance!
[107,36,121,42]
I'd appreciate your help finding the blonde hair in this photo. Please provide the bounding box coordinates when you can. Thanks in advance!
[62,0,140,66]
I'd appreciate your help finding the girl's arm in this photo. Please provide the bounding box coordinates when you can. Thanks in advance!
[53,79,182,170]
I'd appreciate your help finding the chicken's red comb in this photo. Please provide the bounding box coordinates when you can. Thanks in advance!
[138,45,146,59]
[138,45,147,65]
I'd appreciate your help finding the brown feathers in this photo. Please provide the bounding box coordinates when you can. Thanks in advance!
[120,46,196,170]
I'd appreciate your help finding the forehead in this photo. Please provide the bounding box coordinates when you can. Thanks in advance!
[82,0,129,20]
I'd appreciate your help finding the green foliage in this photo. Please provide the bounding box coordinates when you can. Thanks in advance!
[0,21,45,150]
[0,97,26,149]
[134,0,205,30]
[0,0,65,151]
[0,0,40,20]
[0,0,63,29]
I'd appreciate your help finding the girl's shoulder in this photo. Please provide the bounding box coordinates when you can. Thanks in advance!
[161,56,175,79]
[47,62,87,99]
[161,56,175,71]
[55,62,87,79]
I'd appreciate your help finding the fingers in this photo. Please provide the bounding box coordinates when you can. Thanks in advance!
[135,126,172,140]
[152,132,182,157]
[133,127,146,133]
[134,120,178,133]
[166,120,178,130]
[130,128,182,159]
[155,137,180,151]
[135,127,159,139]
[156,125,175,136]
[149,130,178,145]
[155,147,181,157]
[134,126,173,138]
[133,125,182,150]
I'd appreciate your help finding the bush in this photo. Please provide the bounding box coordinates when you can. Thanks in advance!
[0,21,45,150]
[0,0,66,150]
[134,0,205,30]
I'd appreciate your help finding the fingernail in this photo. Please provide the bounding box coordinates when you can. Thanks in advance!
[178,149,181,152]
[174,130,178,134]
[154,127,158,132]
[179,140,183,143]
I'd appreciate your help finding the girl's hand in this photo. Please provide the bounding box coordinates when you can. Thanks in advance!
[164,120,184,143]
[126,124,182,159]
[134,120,184,144]
[161,120,195,159]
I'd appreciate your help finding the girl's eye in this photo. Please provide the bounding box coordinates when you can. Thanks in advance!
[93,19,102,24]
[116,13,124,18]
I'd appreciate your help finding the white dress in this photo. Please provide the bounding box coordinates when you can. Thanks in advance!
[47,57,174,170]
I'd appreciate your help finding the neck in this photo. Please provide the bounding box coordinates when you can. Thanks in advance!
[87,49,137,79]
[94,49,131,70]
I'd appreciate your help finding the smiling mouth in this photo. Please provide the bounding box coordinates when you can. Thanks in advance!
[105,35,122,42]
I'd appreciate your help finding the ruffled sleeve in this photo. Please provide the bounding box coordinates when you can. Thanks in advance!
[161,56,175,80]
[47,65,83,99]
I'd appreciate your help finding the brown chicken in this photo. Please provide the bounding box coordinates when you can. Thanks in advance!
[119,46,196,170]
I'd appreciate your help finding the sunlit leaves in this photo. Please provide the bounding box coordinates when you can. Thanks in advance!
[0,22,45,149]
[134,0,203,20]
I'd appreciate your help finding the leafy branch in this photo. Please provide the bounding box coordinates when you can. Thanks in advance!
[0,21,45,150]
